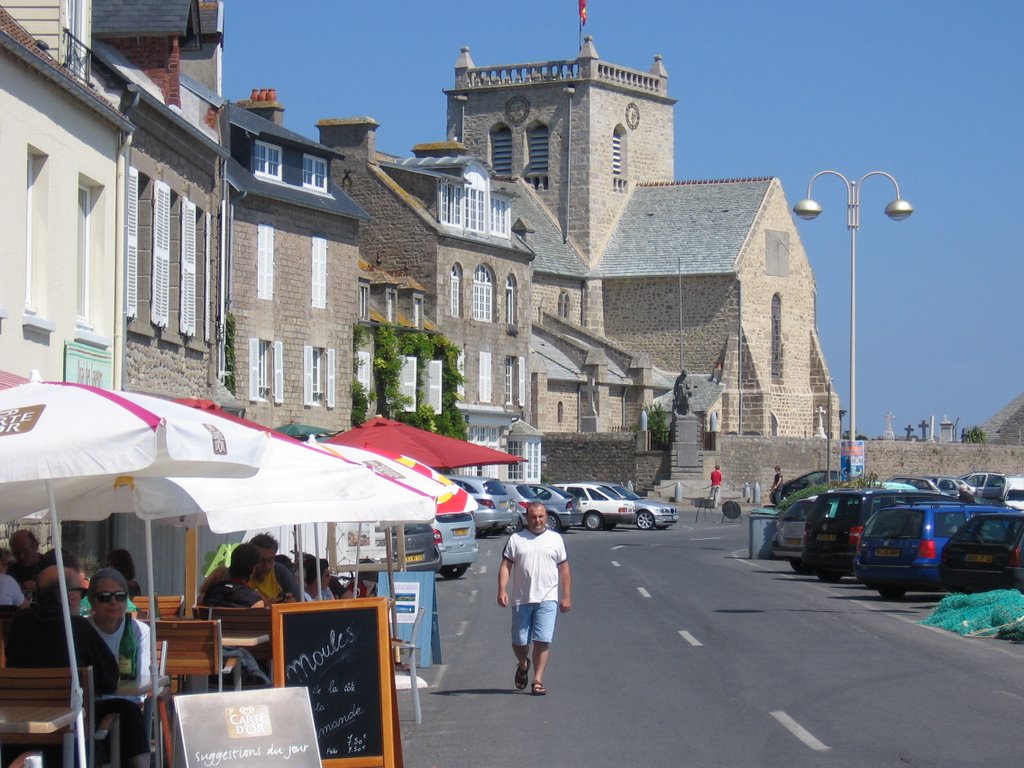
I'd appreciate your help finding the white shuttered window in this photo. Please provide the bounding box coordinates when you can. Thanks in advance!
[401,356,417,412]
[518,355,526,407]
[273,340,284,404]
[125,167,139,318]
[479,351,492,403]
[357,350,372,390]
[257,223,274,300]
[151,180,171,327]
[311,236,327,308]
[427,359,443,413]
[180,199,197,336]
[326,348,336,409]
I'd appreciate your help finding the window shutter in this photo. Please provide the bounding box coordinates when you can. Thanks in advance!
[518,356,526,407]
[248,338,260,401]
[311,236,327,309]
[457,351,465,396]
[273,341,284,404]
[125,167,138,318]
[357,350,372,389]
[326,348,336,408]
[203,211,211,342]
[401,356,417,412]
[303,345,314,405]
[427,359,443,413]
[479,351,492,403]
[152,180,171,327]
[180,199,197,336]
[258,223,274,300]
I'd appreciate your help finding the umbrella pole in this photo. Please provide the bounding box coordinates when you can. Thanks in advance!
[295,525,305,601]
[385,526,397,637]
[352,523,362,598]
[46,481,87,768]
[313,524,322,600]
[145,518,161,768]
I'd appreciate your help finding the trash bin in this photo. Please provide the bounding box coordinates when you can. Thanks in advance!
[748,509,779,559]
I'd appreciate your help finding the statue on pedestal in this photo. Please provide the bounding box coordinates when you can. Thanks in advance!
[672,370,691,417]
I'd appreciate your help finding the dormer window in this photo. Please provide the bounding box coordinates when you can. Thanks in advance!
[439,181,463,226]
[413,295,423,328]
[490,196,510,238]
[254,140,282,180]
[386,288,397,322]
[303,155,328,192]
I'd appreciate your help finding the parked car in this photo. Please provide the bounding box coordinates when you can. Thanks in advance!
[434,510,478,579]
[960,471,1007,497]
[884,476,943,494]
[1003,476,1024,512]
[447,475,515,537]
[854,502,1006,598]
[771,497,817,572]
[801,488,948,582]
[775,469,841,504]
[939,512,1024,593]
[504,483,581,532]
[601,484,678,530]
[390,523,441,572]
[555,482,636,530]
[924,475,973,498]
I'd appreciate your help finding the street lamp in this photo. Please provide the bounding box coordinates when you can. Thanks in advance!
[793,170,913,444]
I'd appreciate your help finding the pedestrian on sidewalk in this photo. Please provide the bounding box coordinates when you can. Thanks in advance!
[710,464,723,508]
[770,465,783,505]
[497,502,571,696]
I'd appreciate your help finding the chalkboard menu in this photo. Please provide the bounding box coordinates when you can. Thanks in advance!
[272,598,398,768]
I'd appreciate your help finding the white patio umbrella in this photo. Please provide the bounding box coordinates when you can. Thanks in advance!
[0,380,269,766]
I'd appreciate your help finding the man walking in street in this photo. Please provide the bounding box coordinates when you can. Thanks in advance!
[710,464,723,509]
[497,502,571,696]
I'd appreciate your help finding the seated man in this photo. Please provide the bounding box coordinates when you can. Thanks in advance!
[201,543,266,608]
[6,529,44,597]
[248,533,302,603]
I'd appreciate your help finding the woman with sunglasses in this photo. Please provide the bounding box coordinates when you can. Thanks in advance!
[87,568,151,768]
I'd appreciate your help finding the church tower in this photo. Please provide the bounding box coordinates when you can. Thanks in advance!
[445,37,676,268]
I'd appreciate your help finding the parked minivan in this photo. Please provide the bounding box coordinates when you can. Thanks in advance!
[802,488,948,582]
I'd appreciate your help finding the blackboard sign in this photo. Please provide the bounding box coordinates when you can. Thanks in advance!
[272,598,399,768]
[173,688,320,768]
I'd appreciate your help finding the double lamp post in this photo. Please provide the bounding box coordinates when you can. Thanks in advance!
[793,170,913,447]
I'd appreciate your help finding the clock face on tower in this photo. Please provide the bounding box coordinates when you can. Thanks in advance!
[625,102,640,130]
[505,96,530,126]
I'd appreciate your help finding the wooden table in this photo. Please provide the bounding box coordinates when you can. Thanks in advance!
[222,632,269,648]
[115,675,171,698]
[0,704,77,734]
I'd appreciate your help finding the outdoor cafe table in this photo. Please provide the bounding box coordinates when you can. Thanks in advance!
[221,631,269,648]
[115,675,171,698]
[0,704,77,734]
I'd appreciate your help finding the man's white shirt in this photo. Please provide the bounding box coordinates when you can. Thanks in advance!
[502,528,567,606]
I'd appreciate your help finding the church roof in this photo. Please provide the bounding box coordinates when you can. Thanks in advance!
[507,181,589,278]
[598,178,773,278]
[982,392,1024,444]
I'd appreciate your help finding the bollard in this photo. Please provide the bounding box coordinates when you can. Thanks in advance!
[753,481,761,505]
[742,482,750,502]
[673,481,683,502]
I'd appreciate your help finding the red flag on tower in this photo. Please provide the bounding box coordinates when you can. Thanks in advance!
[579,0,587,26]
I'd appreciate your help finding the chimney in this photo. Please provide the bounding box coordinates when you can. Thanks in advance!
[238,87,285,126]
[317,117,379,165]
[410,140,465,159]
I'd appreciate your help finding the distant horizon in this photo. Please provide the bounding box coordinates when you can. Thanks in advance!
[223,0,1024,439]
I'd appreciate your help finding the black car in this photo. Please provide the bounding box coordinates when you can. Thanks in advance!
[802,488,949,582]
[775,469,841,504]
[939,512,1024,593]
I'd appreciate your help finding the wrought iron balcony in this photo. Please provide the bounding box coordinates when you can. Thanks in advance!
[62,27,91,84]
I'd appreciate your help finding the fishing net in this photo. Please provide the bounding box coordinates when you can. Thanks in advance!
[920,590,1024,640]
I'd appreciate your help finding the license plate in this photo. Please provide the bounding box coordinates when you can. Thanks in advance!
[785,537,802,546]
[406,553,425,563]
[453,527,470,536]
[817,533,836,542]
[966,553,994,563]
[874,548,901,557]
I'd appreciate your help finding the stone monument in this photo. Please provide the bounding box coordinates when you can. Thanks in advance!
[671,370,699,467]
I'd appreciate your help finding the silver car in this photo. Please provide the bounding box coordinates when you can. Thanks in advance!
[504,482,582,532]
[434,510,478,579]
[770,497,816,573]
[447,475,515,537]
[603,484,678,530]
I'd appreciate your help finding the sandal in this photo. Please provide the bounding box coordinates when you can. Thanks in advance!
[531,681,547,696]
[514,660,530,690]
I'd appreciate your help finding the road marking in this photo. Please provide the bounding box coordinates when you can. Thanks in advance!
[637,587,651,598]
[678,631,702,646]
[478,564,488,575]
[691,537,721,541]
[770,711,830,751]
[611,545,625,550]
[455,620,469,636]
[468,589,478,603]
[611,560,620,567]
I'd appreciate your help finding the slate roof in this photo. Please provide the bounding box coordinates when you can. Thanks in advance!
[502,180,588,278]
[652,373,725,415]
[93,0,197,37]
[531,332,631,385]
[983,392,1024,444]
[226,104,345,160]
[598,178,773,279]
[225,157,368,220]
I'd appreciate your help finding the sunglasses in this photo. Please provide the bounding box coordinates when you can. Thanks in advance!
[93,591,128,604]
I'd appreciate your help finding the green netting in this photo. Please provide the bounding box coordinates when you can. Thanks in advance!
[920,590,1024,640]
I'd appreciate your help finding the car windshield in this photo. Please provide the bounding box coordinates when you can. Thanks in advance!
[607,485,641,500]
[437,512,474,524]
[1006,490,1024,501]
[482,479,507,495]
[864,509,923,538]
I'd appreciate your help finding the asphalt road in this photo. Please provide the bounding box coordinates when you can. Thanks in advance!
[399,516,1024,767]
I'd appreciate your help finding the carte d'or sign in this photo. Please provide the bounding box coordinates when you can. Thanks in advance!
[0,404,45,436]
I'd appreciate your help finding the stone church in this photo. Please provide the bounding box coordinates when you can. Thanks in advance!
[445,38,837,438]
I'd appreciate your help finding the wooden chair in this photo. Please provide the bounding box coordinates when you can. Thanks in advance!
[195,607,273,665]
[154,620,239,693]
[133,594,183,620]
[0,665,119,768]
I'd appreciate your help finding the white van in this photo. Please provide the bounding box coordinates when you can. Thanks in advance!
[1003,476,1024,511]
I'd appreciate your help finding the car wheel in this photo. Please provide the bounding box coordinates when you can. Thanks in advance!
[440,566,467,579]
[790,559,814,574]
[545,514,562,532]
[583,512,603,531]
[816,569,844,583]
[636,510,656,530]
[877,585,907,599]
[476,528,490,539]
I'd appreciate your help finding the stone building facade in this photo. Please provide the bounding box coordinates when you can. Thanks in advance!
[445,38,836,439]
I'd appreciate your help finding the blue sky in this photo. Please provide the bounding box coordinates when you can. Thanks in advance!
[223,1,1023,439]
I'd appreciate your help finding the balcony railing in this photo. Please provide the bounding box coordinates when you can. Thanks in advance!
[62,28,91,84]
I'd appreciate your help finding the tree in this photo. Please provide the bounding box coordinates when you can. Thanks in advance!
[963,426,986,443]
